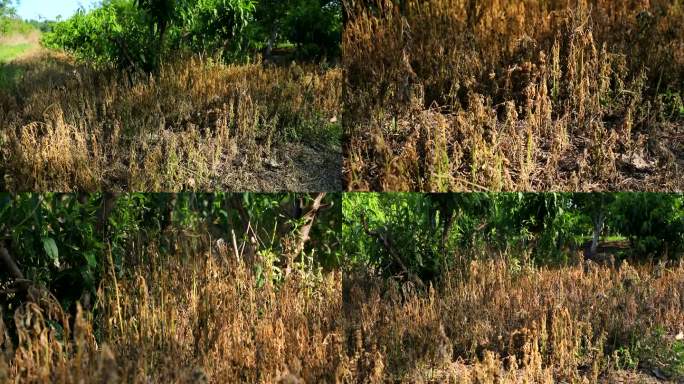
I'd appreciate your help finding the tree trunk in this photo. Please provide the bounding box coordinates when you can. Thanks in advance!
[291,193,327,257]
[0,245,24,280]
[590,211,605,256]
[96,192,120,237]
[265,25,278,61]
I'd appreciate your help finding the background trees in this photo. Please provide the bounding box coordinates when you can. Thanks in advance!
[343,193,684,282]
[0,0,20,34]
[40,0,341,70]
[0,0,14,19]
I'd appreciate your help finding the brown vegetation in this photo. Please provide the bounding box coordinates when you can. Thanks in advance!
[343,0,684,191]
[343,259,684,382]
[0,52,342,191]
[3,245,682,383]
[0,234,346,383]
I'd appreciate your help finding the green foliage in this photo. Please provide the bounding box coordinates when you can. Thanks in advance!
[0,0,16,32]
[41,0,340,69]
[25,19,56,33]
[0,1,37,37]
[492,193,584,264]
[42,0,256,70]
[1,18,36,35]
[284,0,341,59]
[613,346,639,371]
[610,194,684,257]
[1,193,341,314]
[173,0,256,61]
[344,193,446,280]
[631,327,684,380]
[0,194,105,311]
[343,193,684,282]
[248,0,342,59]
[42,0,156,70]
[136,0,176,36]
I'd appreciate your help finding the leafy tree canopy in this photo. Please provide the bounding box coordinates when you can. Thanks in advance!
[343,193,684,282]
[41,0,341,70]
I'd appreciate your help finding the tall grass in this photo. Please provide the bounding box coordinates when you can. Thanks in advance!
[344,259,684,382]
[1,233,345,383]
[2,236,683,382]
[343,0,684,191]
[0,53,342,192]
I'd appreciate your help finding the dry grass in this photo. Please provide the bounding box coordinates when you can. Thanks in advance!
[343,0,684,191]
[0,52,342,192]
[343,259,684,382]
[0,235,347,383]
[2,240,683,383]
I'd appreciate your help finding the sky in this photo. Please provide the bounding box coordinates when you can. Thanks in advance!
[16,0,98,21]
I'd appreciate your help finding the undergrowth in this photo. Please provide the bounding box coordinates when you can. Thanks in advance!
[2,245,682,383]
[0,53,342,192]
[1,233,346,383]
[343,259,684,382]
[343,0,684,191]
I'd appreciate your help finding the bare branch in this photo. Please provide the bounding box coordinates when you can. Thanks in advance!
[0,245,24,280]
[291,193,327,257]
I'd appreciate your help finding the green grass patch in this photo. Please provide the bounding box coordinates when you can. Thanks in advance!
[579,235,628,243]
[0,43,33,63]
[284,115,342,151]
[0,63,24,89]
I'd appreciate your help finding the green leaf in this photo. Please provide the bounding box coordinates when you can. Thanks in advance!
[42,237,60,268]
[84,252,97,269]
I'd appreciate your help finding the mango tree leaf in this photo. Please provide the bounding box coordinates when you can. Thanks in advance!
[42,237,60,268]
[84,252,97,269]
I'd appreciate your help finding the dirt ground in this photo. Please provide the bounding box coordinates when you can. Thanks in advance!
[603,370,674,383]
[215,141,342,192]
[421,363,675,383]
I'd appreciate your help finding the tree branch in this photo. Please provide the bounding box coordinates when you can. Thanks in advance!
[0,245,24,280]
[292,193,328,257]
[360,215,426,290]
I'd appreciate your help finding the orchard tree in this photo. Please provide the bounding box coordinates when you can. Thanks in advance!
[285,0,342,58]
[253,0,294,59]
[426,193,491,260]
[0,0,18,33]
[135,0,176,67]
[176,0,256,59]
[0,0,16,17]
[573,193,616,257]
[610,193,684,259]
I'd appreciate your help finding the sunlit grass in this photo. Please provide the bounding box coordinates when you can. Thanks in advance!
[343,0,684,192]
[0,43,33,62]
[0,52,342,191]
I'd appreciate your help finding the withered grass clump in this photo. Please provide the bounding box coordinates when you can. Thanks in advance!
[0,239,347,383]
[343,260,684,382]
[2,246,683,383]
[343,0,684,191]
[0,52,342,192]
